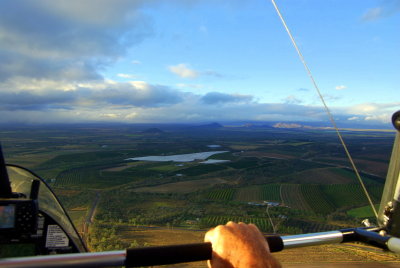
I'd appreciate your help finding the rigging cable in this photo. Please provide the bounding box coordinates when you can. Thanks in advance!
[270,0,378,219]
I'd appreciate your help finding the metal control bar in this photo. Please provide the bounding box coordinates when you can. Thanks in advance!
[2,227,397,268]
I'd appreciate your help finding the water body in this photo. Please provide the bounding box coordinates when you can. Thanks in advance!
[125,151,228,163]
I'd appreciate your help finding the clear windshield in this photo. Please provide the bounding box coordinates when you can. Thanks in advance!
[6,165,86,253]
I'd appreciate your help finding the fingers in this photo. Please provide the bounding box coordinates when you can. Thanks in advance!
[204,221,279,268]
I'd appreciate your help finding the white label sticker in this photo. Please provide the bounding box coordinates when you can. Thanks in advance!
[45,225,69,248]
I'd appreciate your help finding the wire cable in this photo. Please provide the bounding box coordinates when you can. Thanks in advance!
[270,0,378,219]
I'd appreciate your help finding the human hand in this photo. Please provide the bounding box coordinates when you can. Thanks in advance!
[204,221,281,268]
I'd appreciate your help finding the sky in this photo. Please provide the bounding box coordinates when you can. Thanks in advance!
[0,0,399,127]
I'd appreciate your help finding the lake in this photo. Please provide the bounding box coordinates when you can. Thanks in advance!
[125,151,229,163]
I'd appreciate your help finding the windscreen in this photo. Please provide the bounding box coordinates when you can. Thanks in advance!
[6,165,86,253]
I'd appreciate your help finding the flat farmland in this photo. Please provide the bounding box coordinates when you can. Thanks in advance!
[117,226,205,246]
[293,167,356,184]
[131,178,229,193]
[1,124,396,263]
[240,151,296,159]
[116,226,207,268]
[318,157,389,178]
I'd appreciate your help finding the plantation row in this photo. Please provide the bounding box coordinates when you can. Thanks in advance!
[235,186,261,202]
[301,185,335,215]
[261,184,281,202]
[57,165,384,217]
[206,189,236,201]
[281,184,311,211]
[200,215,334,234]
[321,184,383,207]
[205,184,282,202]
[285,218,339,234]
[55,167,99,187]
[201,216,272,232]
[303,184,383,215]
[54,166,141,188]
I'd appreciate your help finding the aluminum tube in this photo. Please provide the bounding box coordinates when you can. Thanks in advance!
[0,250,126,268]
[282,231,343,249]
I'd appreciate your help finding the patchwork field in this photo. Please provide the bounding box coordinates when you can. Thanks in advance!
[1,124,396,264]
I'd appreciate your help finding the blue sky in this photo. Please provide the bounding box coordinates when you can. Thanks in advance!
[0,0,399,127]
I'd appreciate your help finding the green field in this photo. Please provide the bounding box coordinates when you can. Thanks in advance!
[347,204,380,218]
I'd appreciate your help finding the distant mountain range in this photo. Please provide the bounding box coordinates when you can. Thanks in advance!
[221,121,394,131]
[0,120,393,131]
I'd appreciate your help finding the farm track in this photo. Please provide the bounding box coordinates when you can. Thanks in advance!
[82,191,101,245]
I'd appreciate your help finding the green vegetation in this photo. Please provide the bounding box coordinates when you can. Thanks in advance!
[301,185,335,215]
[261,184,281,202]
[178,164,228,176]
[225,157,260,169]
[347,204,380,218]
[321,184,383,208]
[207,189,236,201]
[0,124,394,252]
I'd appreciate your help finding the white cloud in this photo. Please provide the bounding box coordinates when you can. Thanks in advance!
[347,116,359,121]
[0,79,184,111]
[365,114,391,123]
[348,103,379,114]
[335,85,347,90]
[131,60,141,64]
[100,113,120,118]
[117,73,137,79]
[345,102,400,124]
[125,112,138,119]
[0,79,397,126]
[168,64,199,79]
